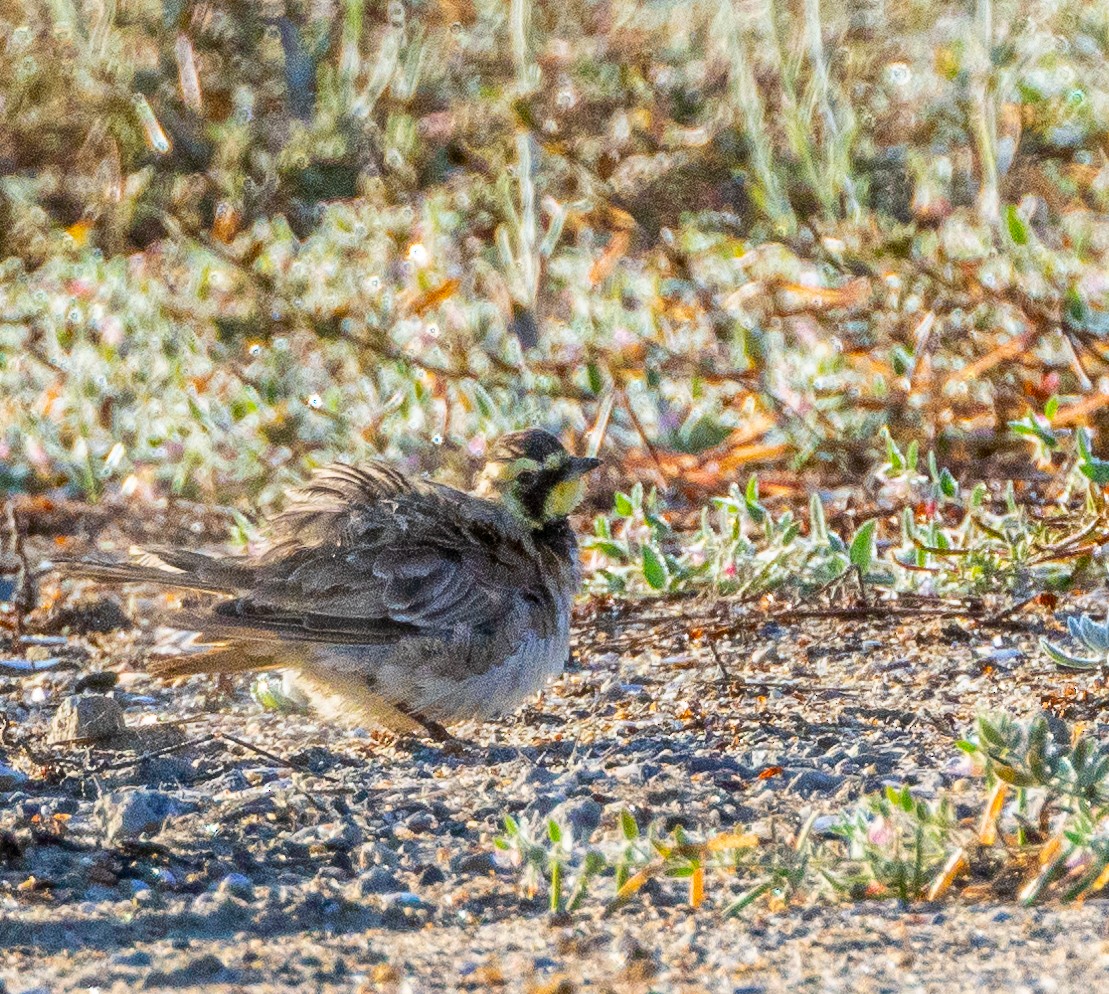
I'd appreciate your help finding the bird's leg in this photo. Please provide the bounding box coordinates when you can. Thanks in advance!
[395,703,456,744]
[416,716,454,744]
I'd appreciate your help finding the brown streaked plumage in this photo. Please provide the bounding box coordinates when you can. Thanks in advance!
[56,430,600,740]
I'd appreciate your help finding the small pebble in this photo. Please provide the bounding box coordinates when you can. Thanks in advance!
[49,694,125,743]
[418,865,446,886]
[95,788,183,842]
[351,866,401,896]
[0,763,28,791]
[547,796,604,840]
[217,872,255,899]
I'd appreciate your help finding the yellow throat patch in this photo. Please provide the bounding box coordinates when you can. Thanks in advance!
[543,476,585,519]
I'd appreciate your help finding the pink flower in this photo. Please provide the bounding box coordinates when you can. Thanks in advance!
[25,438,50,471]
[867,817,896,847]
[613,327,637,349]
[65,279,94,299]
[99,315,125,347]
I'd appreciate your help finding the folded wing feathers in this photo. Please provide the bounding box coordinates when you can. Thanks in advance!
[167,605,427,646]
[56,459,553,678]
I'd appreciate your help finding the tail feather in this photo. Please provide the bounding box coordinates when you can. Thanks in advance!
[146,645,282,679]
[54,557,242,595]
[56,556,285,681]
[137,547,253,586]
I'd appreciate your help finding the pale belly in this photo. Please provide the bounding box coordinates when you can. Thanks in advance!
[291,626,571,732]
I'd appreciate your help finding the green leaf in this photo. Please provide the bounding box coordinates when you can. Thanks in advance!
[1076,428,1109,484]
[1040,636,1105,671]
[890,345,914,377]
[642,545,668,590]
[613,491,635,516]
[1044,395,1059,420]
[900,506,915,541]
[471,383,496,418]
[1065,286,1089,328]
[882,426,905,471]
[849,519,877,575]
[1009,413,1058,450]
[540,202,569,258]
[1004,204,1029,245]
[588,539,629,560]
[885,784,913,812]
[744,475,767,524]
[620,810,640,840]
[780,518,800,544]
[809,491,828,543]
[722,879,774,917]
[668,409,733,454]
[977,717,1008,749]
[994,765,1036,787]
[938,467,959,499]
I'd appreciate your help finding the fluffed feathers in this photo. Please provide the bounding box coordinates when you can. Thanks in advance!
[56,430,595,731]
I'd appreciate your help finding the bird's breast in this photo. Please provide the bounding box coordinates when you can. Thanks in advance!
[298,608,571,729]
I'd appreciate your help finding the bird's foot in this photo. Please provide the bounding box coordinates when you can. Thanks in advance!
[389,709,466,755]
[392,704,457,744]
[419,717,455,744]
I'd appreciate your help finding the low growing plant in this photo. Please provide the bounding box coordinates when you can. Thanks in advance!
[494,714,1109,918]
[586,432,1109,601]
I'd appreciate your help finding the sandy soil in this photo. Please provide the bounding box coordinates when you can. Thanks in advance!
[1,511,1108,993]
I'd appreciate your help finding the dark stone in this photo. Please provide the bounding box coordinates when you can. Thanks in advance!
[74,671,120,694]
[49,694,125,743]
[46,598,133,634]
[451,852,499,876]
[548,797,604,840]
[417,865,445,886]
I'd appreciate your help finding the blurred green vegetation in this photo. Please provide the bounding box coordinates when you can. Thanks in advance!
[4,1,1109,510]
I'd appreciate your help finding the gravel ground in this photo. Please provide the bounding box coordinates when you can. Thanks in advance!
[2,512,1108,993]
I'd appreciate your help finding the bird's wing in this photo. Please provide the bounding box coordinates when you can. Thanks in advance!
[61,459,559,656]
[186,461,553,643]
[53,462,424,595]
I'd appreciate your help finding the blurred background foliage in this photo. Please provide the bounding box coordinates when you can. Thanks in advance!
[3,0,1109,511]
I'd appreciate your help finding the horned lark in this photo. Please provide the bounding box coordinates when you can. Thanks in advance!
[60,430,600,739]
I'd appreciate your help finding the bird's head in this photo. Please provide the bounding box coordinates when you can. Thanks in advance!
[475,429,601,527]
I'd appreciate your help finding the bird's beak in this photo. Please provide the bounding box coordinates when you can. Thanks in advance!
[569,456,602,476]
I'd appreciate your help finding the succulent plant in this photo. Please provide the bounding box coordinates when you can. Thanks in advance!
[1041,608,1109,672]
